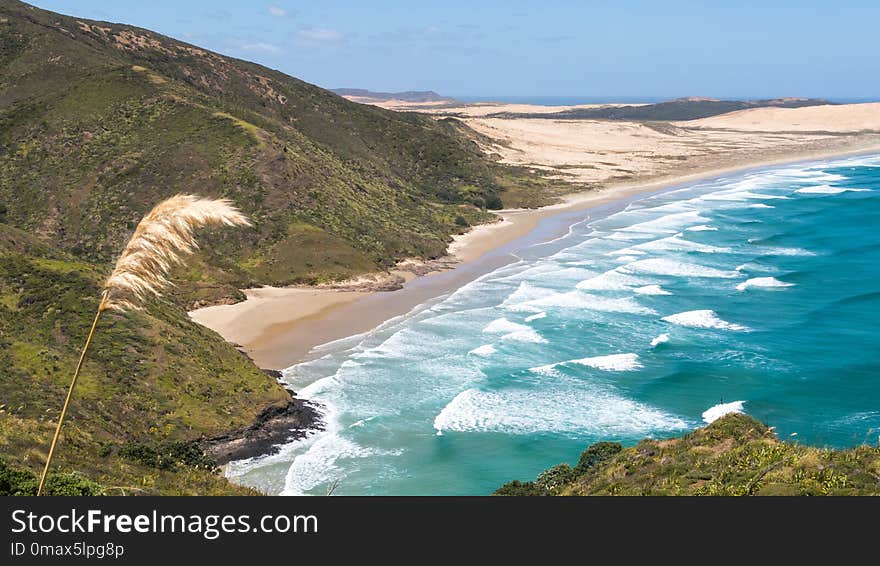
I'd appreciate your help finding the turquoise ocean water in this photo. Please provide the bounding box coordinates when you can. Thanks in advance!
[229,154,880,495]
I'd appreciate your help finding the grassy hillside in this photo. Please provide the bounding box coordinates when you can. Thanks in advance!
[0,222,291,494]
[496,414,880,496]
[0,0,565,306]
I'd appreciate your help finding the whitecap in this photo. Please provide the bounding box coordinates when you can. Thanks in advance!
[735,262,778,273]
[482,317,530,334]
[795,185,870,195]
[576,270,650,291]
[687,225,718,232]
[524,311,547,322]
[702,400,746,424]
[634,284,672,296]
[433,388,689,436]
[700,191,789,202]
[571,353,643,371]
[500,282,558,309]
[605,231,656,241]
[662,309,749,331]
[756,247,815,257]
[630,235,731,254]
[650,333,670,347]
[468,344,497,356]
[515,291,657,315]
[736,277,794,291]
[281,433,398,496]
[749,203,774,209]
[501,328,547,344]
[621,258,740,278]
[617,210,709,235]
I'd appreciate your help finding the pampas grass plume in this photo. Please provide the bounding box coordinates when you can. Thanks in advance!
[37,195,250,495]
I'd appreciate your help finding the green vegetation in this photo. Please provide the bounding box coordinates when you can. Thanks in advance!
[495,414,880,496]
[1,458,101,496]
[0,0,569,306]
[0,222,280,494]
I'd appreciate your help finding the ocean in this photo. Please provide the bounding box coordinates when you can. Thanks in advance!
[228,154,880,495]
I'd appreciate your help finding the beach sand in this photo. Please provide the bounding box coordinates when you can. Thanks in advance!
[190,100,880,370]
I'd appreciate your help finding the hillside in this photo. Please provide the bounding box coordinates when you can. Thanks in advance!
[0,0,568,494]
[489,97,833,122]
[495,414,880,496]
[0,222,296,494]
[0,0,561,306]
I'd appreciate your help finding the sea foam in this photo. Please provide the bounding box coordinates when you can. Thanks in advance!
[510,291,657,315]
[432,387,689,436]
[650,333,670,347]
[572,353,643,371]
[662,309,749,331]
[736,277,794,291]
[482,317,530,334]
[468,344,497,356]
[702,401,746,424]
[621,258,740,279]
[634,284,672,296]
[795,185,870,195]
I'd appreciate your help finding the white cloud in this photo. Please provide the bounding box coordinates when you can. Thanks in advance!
[268,6,286,17]
[297,28,342,42]
[240,42,283,53]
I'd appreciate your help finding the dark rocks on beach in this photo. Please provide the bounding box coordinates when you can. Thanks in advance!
[201,394,324,465]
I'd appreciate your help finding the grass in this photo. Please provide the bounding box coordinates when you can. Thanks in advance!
[0,223,287,494]
[495,414,880,496]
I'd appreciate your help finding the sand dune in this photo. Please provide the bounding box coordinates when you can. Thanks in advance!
[409,101,880,186]
[685,102,880,132]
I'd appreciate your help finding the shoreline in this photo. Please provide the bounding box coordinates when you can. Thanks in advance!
[190,142,880,371]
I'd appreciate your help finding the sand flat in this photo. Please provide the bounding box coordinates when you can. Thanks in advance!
[683,102,880,132]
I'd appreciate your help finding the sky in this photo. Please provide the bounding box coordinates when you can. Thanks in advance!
[28,0,880,100]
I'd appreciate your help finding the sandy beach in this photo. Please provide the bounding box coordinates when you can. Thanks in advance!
[190,100,880,370]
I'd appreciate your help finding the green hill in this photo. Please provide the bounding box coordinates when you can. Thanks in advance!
[0,0,564,305]
[495,414,880,496]
[0,0,572,494]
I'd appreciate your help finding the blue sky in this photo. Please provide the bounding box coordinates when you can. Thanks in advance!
[29,0,880,100]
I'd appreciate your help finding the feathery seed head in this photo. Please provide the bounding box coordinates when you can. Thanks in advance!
[103,194,250,311]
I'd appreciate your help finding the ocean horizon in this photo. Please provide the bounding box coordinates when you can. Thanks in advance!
[450,95,880,106]
[228,153,880,496]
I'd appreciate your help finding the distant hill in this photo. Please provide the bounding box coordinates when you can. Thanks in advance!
[332,88,456,103]
[491,97,834,122]
[496,413,880,496]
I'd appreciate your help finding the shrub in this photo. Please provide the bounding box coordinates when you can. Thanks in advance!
[119,440,217,472]
[0,459,101,496]
[535,464,574,493]
[575,441,623,475]
[493,480,546,496]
